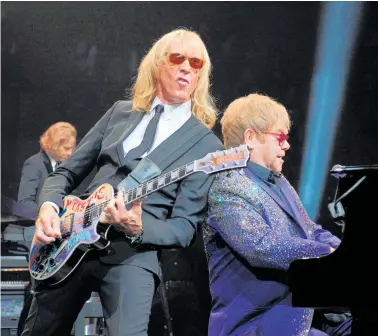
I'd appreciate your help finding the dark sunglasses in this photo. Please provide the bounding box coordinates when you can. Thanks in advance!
[168,53,205,70]
[262,132,289,146]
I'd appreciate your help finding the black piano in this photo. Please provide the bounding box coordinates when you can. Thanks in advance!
[288,164,378,335]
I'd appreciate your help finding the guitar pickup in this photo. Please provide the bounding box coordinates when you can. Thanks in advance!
[62,213,75,238]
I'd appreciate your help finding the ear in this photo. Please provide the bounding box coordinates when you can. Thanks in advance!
[243,128,258,149]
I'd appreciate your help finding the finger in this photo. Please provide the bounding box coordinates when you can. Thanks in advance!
[104,198,117,213]
[99,211,109,223]
[117,190,124,201]
[51,217,61,238]
[131,199,143,213]
[35,227,55,244]
[106,203,119,222]
[115,198,128,217]
[40,217,54,237]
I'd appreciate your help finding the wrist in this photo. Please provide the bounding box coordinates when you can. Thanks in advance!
[124,229,143,246]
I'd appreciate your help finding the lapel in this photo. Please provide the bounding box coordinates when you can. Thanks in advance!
[117,112,145,166]
[242,168,309,238]
[276,179,307,229]
[242,167,298,224]
[41,151,53,174]
[147,114,201,169]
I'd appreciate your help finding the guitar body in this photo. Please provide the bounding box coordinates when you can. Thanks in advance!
[29,184,114,286]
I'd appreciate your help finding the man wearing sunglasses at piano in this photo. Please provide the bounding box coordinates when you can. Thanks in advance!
[203,93,340,336]
[21,28,223,336]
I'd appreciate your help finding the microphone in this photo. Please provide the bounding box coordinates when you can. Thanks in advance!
[331,164,345,172]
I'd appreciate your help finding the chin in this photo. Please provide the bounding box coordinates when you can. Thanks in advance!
[271,165,283,173]
[165,93,187,104]
[175,91,190,102]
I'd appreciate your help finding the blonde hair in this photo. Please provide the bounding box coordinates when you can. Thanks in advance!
[221,93,291,148]
[40,122,77,152]
[130,28,217,129]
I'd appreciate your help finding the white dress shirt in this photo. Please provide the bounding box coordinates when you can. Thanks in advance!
[47,155,58,171]
[122,97,192,157]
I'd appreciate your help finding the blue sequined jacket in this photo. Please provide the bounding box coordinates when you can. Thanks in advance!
[203,168,340,336]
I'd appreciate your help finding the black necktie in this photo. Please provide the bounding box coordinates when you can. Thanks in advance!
[125,104,164,161]
[54,161,62,171]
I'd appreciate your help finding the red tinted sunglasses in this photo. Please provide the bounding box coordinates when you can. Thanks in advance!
[168,53,205,70]
[263,132,289,146]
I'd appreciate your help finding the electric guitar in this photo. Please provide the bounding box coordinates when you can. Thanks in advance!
[29,145,249,285]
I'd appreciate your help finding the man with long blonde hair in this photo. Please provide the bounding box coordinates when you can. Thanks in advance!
[203,93,340,336]
[21,28,223,336]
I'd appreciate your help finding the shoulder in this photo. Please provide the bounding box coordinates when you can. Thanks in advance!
[95,100,135,128]
[210,169,250,195]
[105,100,133,118]
[111,100,133,113]
[24,152,44,165]
[209,169,270,206]
[195,127,223,150]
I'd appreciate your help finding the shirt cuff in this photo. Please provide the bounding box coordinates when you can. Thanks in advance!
[41,201,60,214]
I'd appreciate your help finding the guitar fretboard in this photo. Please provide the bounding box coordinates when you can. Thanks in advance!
[81,161,196,221]
[123,161,195,204]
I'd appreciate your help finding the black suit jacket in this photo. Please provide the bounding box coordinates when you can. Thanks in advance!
[18,151,53,212]
[39,100,224,275]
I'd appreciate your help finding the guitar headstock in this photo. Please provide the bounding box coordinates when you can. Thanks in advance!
[194,144,249,174]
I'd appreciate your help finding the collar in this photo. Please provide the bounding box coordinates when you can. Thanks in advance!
[150,97,192,121]
[45,152,57,169]
[246,161,281,184]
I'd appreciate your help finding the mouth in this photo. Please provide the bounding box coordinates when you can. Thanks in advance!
[177,77,189,86]
[277,156,285,163]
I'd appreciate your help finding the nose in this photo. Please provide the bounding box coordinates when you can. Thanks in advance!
[179,59,191,73]
[282,139,290,151]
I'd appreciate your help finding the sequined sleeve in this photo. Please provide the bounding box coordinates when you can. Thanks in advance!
[282,176,341,249]
[310,222,341,248]
[207,174,331,270]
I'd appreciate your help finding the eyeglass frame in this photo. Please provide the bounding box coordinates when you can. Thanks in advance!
[262,132,289,146]
[165,52,205,70]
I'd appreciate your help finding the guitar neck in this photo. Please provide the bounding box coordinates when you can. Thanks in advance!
[80,145,248,217]
[122,161,195,205]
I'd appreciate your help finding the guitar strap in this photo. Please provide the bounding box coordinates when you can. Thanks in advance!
[117,122,209,191]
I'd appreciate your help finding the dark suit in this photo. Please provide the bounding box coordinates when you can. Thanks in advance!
[21,100,223,336]
[18,151,53,211]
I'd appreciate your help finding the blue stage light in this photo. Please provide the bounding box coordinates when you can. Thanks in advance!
[299,2,364,219]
